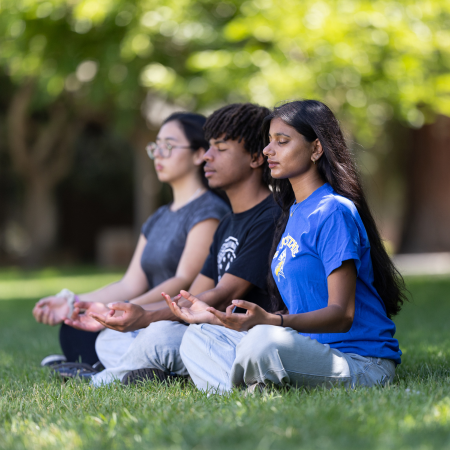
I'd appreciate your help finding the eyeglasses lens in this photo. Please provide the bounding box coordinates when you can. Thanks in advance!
[146,143,172,159]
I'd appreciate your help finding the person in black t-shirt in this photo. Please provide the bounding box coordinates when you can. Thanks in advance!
[201,195,280,313]
[79,103,283,386]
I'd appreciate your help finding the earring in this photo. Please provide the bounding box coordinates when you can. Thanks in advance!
[312,159,315,165]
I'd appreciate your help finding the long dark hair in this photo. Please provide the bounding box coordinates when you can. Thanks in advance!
[162,112,209,188]
[263,100,407,318]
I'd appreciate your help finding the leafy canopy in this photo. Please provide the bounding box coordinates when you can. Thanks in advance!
[1,0,449,143]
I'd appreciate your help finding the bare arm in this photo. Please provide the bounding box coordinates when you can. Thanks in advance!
[88,272,254,332]
[281,260,356,333]
[78,235,149,304]
[162,273,255,326]
[33,235,149,325]
[65,219,219,331]
[208,260,357,333]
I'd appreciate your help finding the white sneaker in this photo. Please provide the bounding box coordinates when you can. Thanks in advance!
[40,354,67,367]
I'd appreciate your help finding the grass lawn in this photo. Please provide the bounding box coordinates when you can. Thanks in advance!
[0,267,450,450]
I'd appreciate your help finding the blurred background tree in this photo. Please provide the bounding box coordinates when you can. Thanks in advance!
[0,0,449,265]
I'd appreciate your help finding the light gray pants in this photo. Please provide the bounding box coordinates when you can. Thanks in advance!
[95,328,140,369]
[91,321,188,386]
[180,324,396,394]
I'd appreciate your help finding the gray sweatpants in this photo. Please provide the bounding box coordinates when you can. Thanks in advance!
[180,324,396,394]
[91,321,188,386]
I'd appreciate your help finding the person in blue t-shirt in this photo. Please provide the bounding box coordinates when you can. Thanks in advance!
[172,100,407,393]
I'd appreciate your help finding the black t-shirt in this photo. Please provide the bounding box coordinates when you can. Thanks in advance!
[201,194,281,312]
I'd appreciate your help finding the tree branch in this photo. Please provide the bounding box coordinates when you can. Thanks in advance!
[32,102,70,166]
[6,80,35,178]
[44,119,81,187]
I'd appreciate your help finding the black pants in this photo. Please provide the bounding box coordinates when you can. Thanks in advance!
[59,323,100,365]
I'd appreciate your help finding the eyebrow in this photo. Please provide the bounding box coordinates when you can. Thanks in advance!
[273,132,290,138]
[213,139,227,145]
[156,136,177,141]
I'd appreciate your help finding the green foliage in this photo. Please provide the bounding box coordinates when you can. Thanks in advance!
[0,270,450,449]
[1,0,449,142]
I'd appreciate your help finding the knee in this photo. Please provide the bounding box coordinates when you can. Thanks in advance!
[180,324,202,358]
[237,325,286,362]
[94,329,107,353]
[146,320,174,333]
[135,321,176,347]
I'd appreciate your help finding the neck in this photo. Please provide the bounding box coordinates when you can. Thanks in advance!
[225,174,271,214]
[170,174,205,211]
[290,168,325,204]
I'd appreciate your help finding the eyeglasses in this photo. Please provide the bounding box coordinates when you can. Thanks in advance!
[146,142,191,159]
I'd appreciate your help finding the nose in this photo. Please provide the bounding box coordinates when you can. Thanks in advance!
[203,147,213,162]
[263,142,274,157]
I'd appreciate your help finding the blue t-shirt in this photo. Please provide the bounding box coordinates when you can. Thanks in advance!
[271,183,401,364]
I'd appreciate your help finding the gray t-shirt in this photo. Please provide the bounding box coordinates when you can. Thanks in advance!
[140,191,230,289]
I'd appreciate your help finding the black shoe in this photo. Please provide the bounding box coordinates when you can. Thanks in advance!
[40,354,67,367]
[50,362,100,381]
[121,368,179,385]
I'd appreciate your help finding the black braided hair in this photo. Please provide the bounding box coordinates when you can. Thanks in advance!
[204,103,271,183]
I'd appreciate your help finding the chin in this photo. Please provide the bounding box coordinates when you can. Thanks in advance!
[156,173,174,183]
[269,171,284,180]
[206,178,222,190]
[270,168,292,180]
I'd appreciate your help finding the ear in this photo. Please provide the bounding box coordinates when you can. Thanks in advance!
[192,147,206,166]
[250,152,266,169]
[311,139,324,164]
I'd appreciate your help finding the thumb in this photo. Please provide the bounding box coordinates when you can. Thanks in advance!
[226,304,235,316]
[231,300,257,311]
[74,301,91,310]
[106,302,130,312]
[206,307,226,321]
[70,307,80,320]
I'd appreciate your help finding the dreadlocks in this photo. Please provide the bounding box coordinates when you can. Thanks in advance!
[204,103,270,159]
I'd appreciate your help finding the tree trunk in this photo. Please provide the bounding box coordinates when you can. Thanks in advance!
[23,178,58,266]
[400,114,450,253]
[6,81,79,266]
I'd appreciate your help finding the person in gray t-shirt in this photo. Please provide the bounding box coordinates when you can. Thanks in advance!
[140,190,228,291]
[33,112,229,367]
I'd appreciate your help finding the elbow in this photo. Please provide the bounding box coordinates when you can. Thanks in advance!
[339,314,354,333]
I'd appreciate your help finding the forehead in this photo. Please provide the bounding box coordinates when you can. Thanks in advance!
[208,133,243,146]
[268,117,297,135]
[157,120,185,140]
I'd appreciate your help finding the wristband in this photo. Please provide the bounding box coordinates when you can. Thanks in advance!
[56,289,79,318]
[276,313,284,327]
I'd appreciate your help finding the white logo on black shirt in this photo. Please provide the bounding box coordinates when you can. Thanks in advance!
[217,236,239,281]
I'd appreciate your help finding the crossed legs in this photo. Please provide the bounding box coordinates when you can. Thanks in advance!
[181,324,396,393]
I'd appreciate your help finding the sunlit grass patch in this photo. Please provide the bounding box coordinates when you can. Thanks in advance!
[0,269,450,449]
